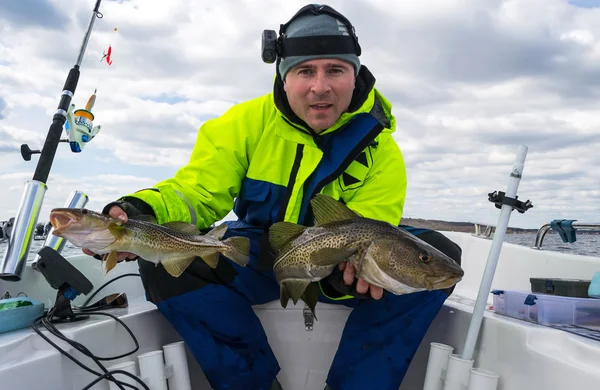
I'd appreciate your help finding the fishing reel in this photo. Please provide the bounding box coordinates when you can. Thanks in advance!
[20,90,102,161]
[64,97,102,153]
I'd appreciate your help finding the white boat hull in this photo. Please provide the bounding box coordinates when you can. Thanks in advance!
[1,231,600,389]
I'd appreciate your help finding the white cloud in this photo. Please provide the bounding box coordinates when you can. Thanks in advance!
[0,0,599,232]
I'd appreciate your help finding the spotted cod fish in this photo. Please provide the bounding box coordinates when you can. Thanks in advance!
[269,194,464,316]
[49,208,250,277]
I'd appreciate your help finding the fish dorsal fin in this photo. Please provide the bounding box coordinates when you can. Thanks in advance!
[162,221,199,235]
[269,222,307,252]
[129,214,157,224]
[206,223,227,240]
[310,194,360,226]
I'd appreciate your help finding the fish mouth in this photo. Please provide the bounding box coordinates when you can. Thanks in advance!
[49,210,80,234]
[426,275,463,290]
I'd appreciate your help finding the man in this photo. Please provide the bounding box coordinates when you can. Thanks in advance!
[84,4,462,390]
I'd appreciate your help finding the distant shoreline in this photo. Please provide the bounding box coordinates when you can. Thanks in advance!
[400,217,600,234]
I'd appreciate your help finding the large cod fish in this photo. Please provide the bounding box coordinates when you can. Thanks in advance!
[49,208,249,277]
[269,194,464,316]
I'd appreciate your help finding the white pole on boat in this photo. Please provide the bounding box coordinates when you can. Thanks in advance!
[460,144,529,361]
[424,145,530,390]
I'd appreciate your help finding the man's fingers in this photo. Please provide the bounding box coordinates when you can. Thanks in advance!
[370,285,384,300]
[356,278,369,294]
[341,261,385,299]
[82,248,95,256]
[83,248,104,262]
[343,262,355,286]
[109,206,128,222]
[116,252,138,262]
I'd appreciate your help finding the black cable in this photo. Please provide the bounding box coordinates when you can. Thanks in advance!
[80,273,140,308]
[81,369,148,390]
[31,316,130,390]
[31,273,150,390]
[47,310,140,360]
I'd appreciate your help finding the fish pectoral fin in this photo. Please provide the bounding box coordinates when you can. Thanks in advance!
[205,223,227,240]
[161,256,196,277]
[269,222,307,252]
[162,221,199,235]
[103,251,119,274]
[281,280,311,306]
[301,282,320,321]
[107,223,127,239]
[310,247,357,266]
[310,193,361,226]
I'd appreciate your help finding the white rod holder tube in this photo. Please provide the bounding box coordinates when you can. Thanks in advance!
[138,350,168,390]
[467,368,499,390]
[461,145,529,361]
[424,343,454,390]
[163,341,192,390]
[443,354,474,390]
[107,361,138,390]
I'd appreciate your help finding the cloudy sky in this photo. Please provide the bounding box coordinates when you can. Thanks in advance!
[1,0,599,230]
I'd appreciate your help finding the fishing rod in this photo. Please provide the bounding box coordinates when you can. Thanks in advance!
[0,0,104,281]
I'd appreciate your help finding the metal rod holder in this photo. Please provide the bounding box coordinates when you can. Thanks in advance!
[0,181,47,281]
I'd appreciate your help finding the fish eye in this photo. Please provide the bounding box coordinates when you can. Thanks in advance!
[82,209,88,214]
[419,253,431,263]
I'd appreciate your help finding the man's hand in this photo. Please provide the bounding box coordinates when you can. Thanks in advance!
[339,262,383,300]
[81,205,138,262]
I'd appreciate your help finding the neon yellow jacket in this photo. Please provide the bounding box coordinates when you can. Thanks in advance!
[122,69,407,232]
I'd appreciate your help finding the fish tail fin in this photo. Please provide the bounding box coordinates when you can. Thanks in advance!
[221,236,250,267]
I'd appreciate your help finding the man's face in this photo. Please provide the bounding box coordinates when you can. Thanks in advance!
[283,58,356,133]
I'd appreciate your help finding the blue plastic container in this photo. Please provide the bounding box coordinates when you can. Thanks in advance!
[0,297,45,334]
[588,272,600,299]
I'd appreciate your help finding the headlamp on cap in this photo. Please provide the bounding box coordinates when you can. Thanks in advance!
[261,4,361,65]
